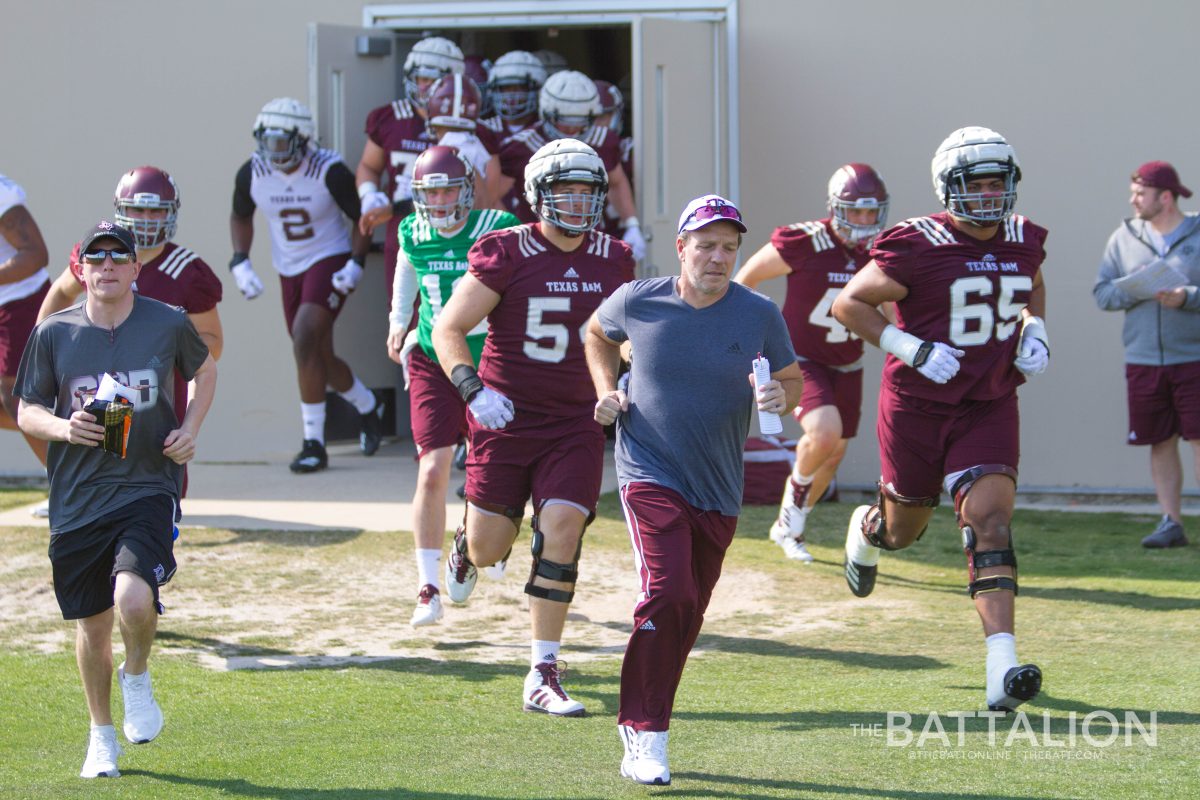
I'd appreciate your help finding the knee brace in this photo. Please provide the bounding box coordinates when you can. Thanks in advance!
[524,513,584,604]
[961,525,1019,597]
[866,483,935,550]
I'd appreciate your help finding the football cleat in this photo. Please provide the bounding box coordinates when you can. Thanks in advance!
[444,528,477,604]
[619,724,670,785]
[523,660,585,717]
[844,505,879,597]
[770,520,815,563]
[410,584,444,628]
[988,664,1042,713]
[289,439,328,474]
[359,393,385,456]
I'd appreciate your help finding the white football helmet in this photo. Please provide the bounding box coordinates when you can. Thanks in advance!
[524,138,608,235]
[534,49,569,76]
[489,50,546,121]
[540,71,602,140]
[404,36,465,111]
[931,126,1021,224]
[253,98,315,172]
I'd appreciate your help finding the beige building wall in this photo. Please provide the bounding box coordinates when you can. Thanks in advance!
[3,0,1195,495]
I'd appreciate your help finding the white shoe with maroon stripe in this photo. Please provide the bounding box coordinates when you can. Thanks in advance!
[522,660,585,717]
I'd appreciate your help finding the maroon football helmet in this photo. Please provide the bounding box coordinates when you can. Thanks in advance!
[463,55,493,117]
[113,166,180,249]
[426,74,483,133]
[411,145,476,230]
[827,163,889,246]
[593,79,623,133]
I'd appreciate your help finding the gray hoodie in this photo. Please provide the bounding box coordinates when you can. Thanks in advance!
[1094,213,1200,365]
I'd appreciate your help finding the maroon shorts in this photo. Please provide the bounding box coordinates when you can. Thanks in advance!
[792,361,863,438]
[877,388,1019,501]
[408,347,467,455]
[0,281,49,376]
[1125,362,1200,445]
[279,253,349,335]
[465,414,605,515]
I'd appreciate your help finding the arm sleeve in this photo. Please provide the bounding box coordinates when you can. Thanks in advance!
[389,250,418,330]
[231,160,256,218]
[325,162,361,222]
[1093,229,1138,311]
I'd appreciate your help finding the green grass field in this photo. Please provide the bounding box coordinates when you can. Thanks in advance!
[0,490,1196,799]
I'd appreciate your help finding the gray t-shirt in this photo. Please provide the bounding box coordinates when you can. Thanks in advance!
[596,277,797,516]
[14,295,210,533]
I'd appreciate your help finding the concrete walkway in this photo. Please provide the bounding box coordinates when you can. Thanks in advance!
[0,438,620,532]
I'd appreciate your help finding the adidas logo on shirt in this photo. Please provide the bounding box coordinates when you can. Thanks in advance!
[727,342,743,354]
[564,267,580,279]
[444,249,455,258]
[638,619,656,631]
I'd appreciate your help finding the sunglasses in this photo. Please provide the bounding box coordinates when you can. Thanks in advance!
[683,199,742,230]
[81,249,135,265]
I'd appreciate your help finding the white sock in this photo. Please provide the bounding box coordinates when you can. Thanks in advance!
[985,632,1018,701]
[531,640,560,668]
[846,506,881,567]
[416,548,441,589]
[301,402,326,444]
[339,375,376,414]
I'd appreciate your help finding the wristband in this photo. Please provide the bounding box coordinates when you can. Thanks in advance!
[878,324,924,367]
[357,181,379,200]
[229,252,249,269]
[620,216,639,230]
[450,364,485,403]
[350,255,365,268]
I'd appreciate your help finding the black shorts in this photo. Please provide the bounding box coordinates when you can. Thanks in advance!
[48,493,177,620]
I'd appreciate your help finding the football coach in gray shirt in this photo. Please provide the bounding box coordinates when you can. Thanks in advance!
[15,220,216,779]
[585,195,802,786]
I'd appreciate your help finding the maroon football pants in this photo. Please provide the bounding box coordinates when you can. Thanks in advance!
[617,482,738,732]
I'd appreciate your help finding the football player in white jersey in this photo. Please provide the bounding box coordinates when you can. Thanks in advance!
[0,174,50,470]
[229,98,382,474]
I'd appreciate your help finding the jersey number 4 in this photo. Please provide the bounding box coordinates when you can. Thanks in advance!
[524,297,588,364]
[809,287,858,343]
[949,275,1032,346]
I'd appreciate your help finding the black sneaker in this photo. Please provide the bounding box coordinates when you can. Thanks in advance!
[289,439,328,473]
[360,393,385,456]
[1141,515,1189,548]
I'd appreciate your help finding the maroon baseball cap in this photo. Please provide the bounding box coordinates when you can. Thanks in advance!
[1132,161,1193,199]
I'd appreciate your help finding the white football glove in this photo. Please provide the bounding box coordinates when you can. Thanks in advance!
[230,259,264,300]
[1014,316,1050,375]
[332,259,364,295]
[358,181,391,215]
[879,324,963,385]
[468,387,515,430]
[621,219,647,261]
[438,131,490,176]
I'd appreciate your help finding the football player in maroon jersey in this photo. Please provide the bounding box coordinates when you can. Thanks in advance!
[735,163,889,562]
[495,71,646,262]
[832,127,1049,713]
[432,138,635,717]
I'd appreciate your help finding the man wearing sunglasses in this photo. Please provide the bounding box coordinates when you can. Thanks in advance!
[14,221,217,779]
[832,127,1047,714]
[433,138,635,719]
[0,173,51,475]
[734,163,890,563]
[230,98,381,474]
[585,195,803,785]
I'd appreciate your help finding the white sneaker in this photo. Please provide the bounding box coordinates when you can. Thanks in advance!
[523,661,586,717]
[118,662,163,744]
[619,724,670,785]
[444,529,478,604]
[410,584,444,628]
[483,548,510,580]
[778,534,815,562]
[80,725,122,778]
[30,500,50,519]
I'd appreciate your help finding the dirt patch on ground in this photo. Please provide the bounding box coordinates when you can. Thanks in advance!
[0,528,863,670]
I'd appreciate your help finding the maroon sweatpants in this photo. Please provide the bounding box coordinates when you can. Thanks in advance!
[617,482,738,732]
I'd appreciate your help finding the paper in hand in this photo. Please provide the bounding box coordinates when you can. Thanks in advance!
[1112,258,1188,300]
